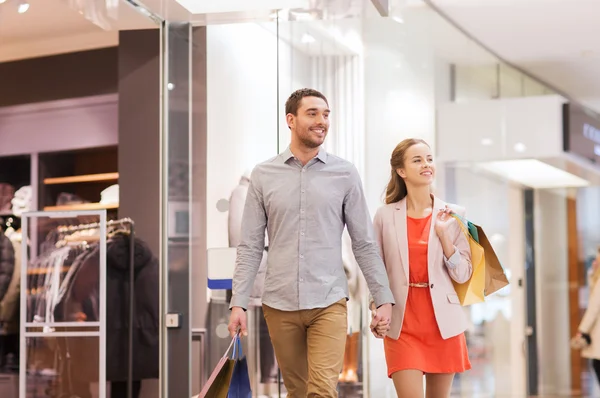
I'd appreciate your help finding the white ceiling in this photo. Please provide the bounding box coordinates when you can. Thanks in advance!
[429,0,600,112]
[0,0,155,62]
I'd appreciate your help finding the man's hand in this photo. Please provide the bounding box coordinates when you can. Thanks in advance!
[370,303,392,339]
[228,306,248,337]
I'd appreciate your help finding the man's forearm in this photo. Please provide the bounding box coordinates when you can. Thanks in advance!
[355,246,395,307]
[230,246,264,310]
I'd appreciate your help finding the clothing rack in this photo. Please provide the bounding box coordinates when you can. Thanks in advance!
[56,216,137,398]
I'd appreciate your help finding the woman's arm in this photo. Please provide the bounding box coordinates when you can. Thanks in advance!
[437,207,472,284]
[580,281,600,334]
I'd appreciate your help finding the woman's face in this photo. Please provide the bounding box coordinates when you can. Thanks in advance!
[396,143,435,187]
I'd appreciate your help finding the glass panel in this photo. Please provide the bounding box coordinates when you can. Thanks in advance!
[20,211,108,398]
[24,335,100,398]
[196,19,281,397]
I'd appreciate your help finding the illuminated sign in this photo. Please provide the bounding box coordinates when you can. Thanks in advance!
[564,104,600,163]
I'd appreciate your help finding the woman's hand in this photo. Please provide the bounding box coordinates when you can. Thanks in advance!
[370,307,390,338]
[434,205,455,239]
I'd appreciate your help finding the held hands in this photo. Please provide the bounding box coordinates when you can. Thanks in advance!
[434,205,455,239]
[370,303,392,339]
[228,306,248,338]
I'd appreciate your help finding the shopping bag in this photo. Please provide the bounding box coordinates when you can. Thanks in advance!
[450,214,486,306]
[227,335,252,398]
[198,336,237,398]
[475,225,509,296]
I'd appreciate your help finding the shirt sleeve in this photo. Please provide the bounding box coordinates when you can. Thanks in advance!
[343,166,395,308]
[230,168,267,310]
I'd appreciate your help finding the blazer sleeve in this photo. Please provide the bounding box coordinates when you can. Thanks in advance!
[580,281,600,334]
[444,206,473,284]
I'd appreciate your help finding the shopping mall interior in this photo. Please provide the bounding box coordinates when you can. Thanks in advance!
[1,0,600,397]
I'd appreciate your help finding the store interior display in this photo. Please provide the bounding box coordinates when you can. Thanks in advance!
[38,146,119,212]
[0,155,31,217]
[21,217,158,398]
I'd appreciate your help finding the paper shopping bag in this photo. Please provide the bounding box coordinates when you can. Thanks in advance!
[228,356,252,398]
[451,214,486,306]
[227,334,252,398]
[198,337,237,398]
[475,225,509,296]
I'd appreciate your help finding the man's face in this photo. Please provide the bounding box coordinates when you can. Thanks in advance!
[287,96,330,149]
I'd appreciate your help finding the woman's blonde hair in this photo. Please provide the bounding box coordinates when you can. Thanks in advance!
[385,138,430,204]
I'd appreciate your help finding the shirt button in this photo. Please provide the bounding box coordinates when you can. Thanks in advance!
[302,169,306,173]
[301,190,305,193]
[301,232,305,236]
[300,278,304,282]
[300,254,304,259]
[430,284,434,289]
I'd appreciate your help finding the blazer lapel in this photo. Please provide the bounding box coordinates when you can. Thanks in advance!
[428,195,445,277]
[394,199,409,282]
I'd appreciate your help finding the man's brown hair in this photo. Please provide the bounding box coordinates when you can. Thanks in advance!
[285,88,329,116]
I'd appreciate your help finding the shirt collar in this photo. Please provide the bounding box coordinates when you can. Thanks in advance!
[281,146,328,164]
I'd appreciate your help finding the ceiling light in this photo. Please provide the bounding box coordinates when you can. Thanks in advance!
[301,33,315,44]
[18,1,29,13]
[481,138,493,146]
[478,159,590,189]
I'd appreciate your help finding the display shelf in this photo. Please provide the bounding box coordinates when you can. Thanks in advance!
[43,172,118,185]
[43,203,118,211]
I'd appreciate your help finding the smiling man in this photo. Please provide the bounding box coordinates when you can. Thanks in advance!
[228,88,394,397]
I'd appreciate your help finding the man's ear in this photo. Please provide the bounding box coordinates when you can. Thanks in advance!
[286,113,295,130]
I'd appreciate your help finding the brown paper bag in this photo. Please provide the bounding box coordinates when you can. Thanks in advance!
[476,225,509,296]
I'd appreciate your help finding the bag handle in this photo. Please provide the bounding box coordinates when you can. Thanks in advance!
[450,213,468,227]
[450,213,471,238]
[230,334,243,360]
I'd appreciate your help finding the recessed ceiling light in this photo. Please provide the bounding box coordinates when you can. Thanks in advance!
[481,138,493,146]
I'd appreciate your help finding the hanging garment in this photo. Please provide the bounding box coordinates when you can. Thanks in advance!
[63,234,160,381]
[0,234,22,335]
[0,232,14,304]
[0,184,15,212]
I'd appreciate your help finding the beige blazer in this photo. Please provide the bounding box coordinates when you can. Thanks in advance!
[579,280,600,359]
[373,196,472,340]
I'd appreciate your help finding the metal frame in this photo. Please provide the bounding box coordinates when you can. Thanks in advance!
[19,210,107,398]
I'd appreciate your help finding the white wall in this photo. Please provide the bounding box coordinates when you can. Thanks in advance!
[363,17,440,218]
[534,189,571,396]
[206,23,310,251]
